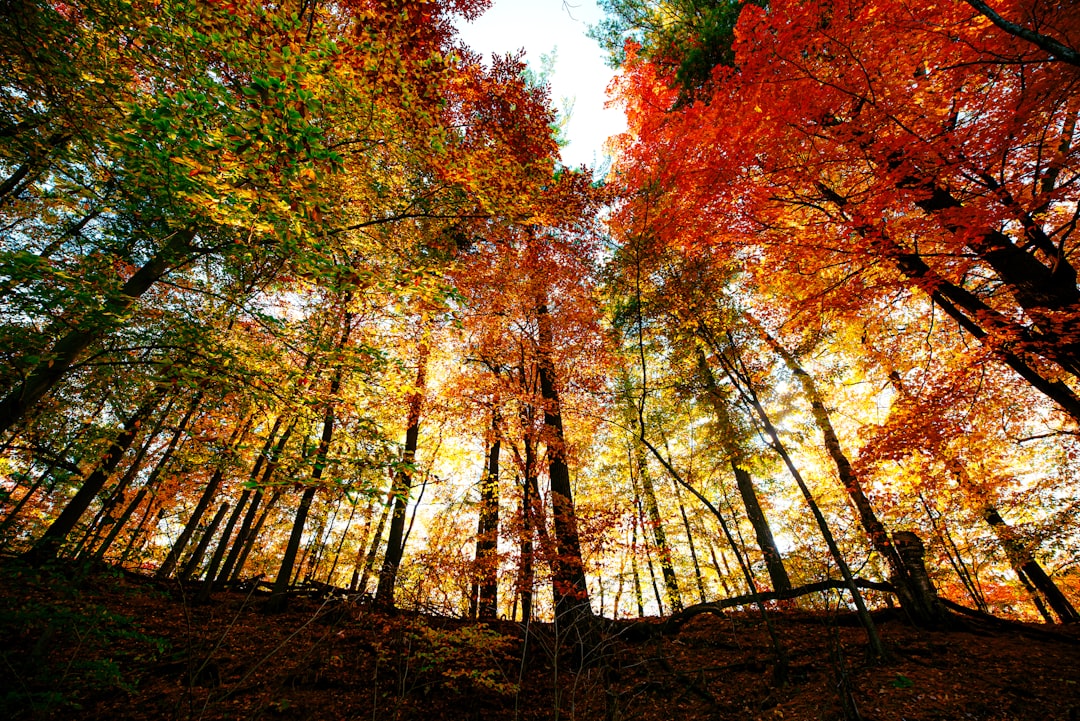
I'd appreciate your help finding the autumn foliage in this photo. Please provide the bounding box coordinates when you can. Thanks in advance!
[2,2,1080,716]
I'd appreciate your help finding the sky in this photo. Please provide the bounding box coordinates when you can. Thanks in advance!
[454,0,627,169]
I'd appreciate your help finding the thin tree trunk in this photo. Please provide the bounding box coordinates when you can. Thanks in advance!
[474,415,501,620]
[630,418,682,611]
[304,493,342,584]
[224,420,297,583]
[984,506,1079,623]
[752,320,943,624]
[639,497,665,616]
[631,513,645,617]
[376,343,428,607]
[357,479,393,594]
[697,351,792,593]
[0,229,195,438]
[267,317,350,613]
[118,498,159,567]
[712,336,886,658]
[230,490,281,582]
[678,497,708,604]
[156,464,225,579]
[518,429,538,623]
[91,487,148,562]
[74,396,178,560]
[326,494,359,586]
[25,383,168,563]
[918,491,988,613]
[82,392,202,560]
[196,490,251,603]
[706,533,734,595]
[180,502,230,581]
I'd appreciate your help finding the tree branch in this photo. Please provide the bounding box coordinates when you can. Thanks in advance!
[963,0,1080,67]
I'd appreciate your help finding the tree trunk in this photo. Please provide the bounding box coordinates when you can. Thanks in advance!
[118,498,160,567]
[24,383,168,564]
[91,487,148,562]
[676,492,708,603]
[267,320,349,613]
[196,490,250,603]
[517,424,539,623]
[0,229,194,438]
[225,420,297,583]
[180,502,230,581]
[918,491,988,613]
[83,392,201,560]
[710,336,886,657]
[536,298,591,625]
[325,494,359,585]
[473,416,501,620]
[630,421,683,611]
[357,480,393,594]
[376,343,428,607]
[74,395,177,560]
[697,350,792,593]
[753,318,945,625]
[156,464,226,579]
[984,506,1079,623]
[229,490,281,582]
[630,513,645,617]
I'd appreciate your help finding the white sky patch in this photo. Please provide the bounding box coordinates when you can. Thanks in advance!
[455,0,627,169]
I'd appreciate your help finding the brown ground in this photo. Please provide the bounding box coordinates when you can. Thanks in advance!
[1,560,1078,720]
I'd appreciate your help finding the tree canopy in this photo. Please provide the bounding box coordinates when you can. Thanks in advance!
[2,0,1079,648]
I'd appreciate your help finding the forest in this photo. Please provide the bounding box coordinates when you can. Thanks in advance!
[1,0,1079,719]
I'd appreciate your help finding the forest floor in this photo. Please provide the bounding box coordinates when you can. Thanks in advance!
[1,560,1079,721]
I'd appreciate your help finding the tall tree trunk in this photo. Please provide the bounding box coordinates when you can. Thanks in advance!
[697,350,792,592]
[74,396,177,560]
[83,393,202,560]
[326,494,360,586]
[473,416,501,620]
[711,337,886,657]
[517,422,539,623]
[639,496,665,616]
[24,383,169,564]
[753,318,945,625]
[536,298,591,625]
[983,506,1079,623]
[626,408,683,611]
[224,420,297,583]
[181,503,230,581]
[357,480,393,594]
[196,490,251,603]
[301,494,341,584]
[118,497,160,567]
[229,490,281,582]
[730,462,792,593]
[154,414,255,579]
[0,229,194,438]
[267,318,350,613]
[630,513,645,617]
[376,343,428,607]
[91,487,149,562]
[156,464,226,579]
[918,491,988,613]
[675,487,708,603]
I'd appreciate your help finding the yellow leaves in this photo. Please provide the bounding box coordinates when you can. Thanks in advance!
[170,156,209,176]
